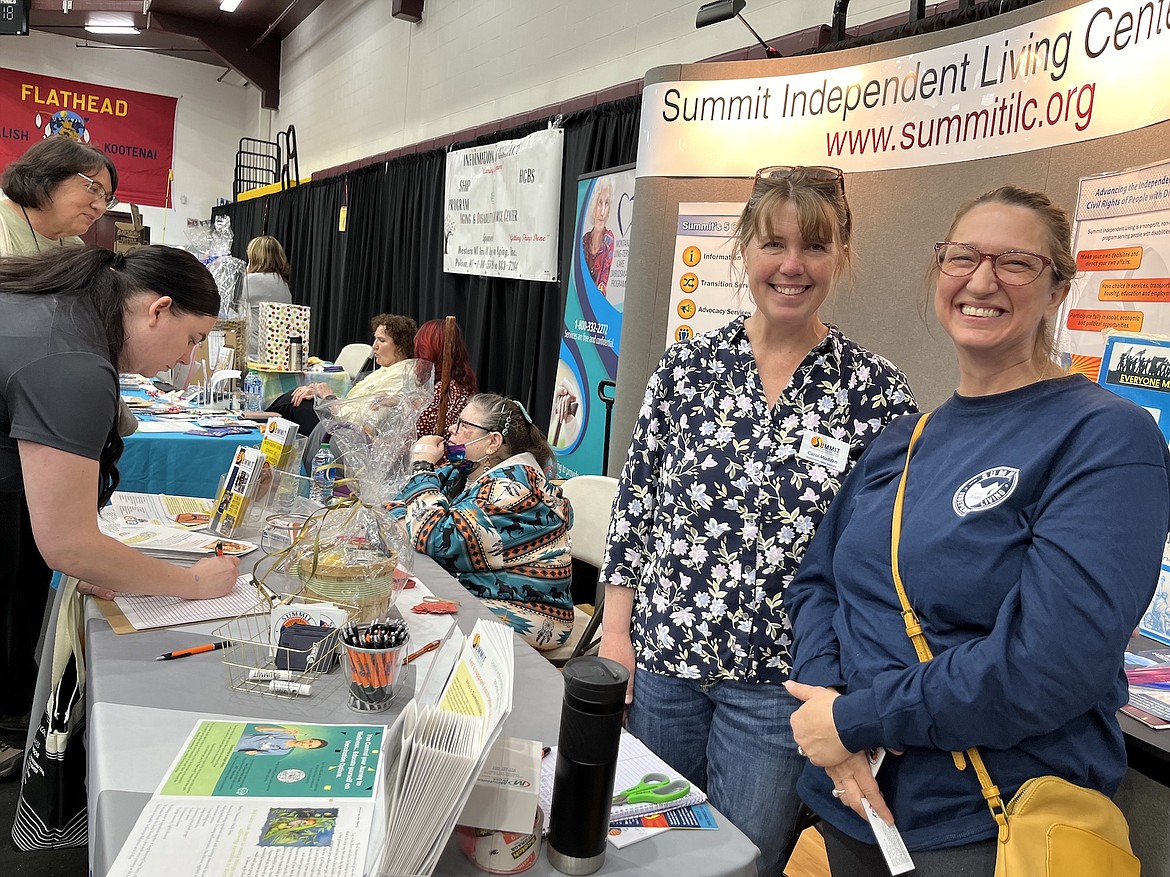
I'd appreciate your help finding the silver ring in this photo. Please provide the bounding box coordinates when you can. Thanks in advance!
[797,746,806,757]
[831,788,846,799]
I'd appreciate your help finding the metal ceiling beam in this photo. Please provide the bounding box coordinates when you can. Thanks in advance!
[33,0,146,10]
[152,11,281,109]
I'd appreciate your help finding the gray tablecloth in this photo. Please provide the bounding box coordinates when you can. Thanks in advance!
[83,552,759,876]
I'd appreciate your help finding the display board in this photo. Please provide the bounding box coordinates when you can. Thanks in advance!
[611,0,1170,474]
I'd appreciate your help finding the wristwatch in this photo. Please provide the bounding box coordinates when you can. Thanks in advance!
[412,460,436,474]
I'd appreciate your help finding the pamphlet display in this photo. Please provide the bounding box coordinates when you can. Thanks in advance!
[210,445,267,537]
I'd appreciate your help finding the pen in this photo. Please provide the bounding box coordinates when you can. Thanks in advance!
[215,541,225,557]
[155,641,230,661]
[542,746,552,759]
[403,638,442,665]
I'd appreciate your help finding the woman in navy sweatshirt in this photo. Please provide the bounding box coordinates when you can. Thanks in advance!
[783,186,1170,875]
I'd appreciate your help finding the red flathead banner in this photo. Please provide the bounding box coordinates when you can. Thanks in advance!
[0,67,177,208]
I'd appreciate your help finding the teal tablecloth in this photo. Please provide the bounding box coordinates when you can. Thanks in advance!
[119,429,265,498]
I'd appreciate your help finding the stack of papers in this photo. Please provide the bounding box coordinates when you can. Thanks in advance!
[107,492,214,530]
[98,574,266,633]
[108,720,387,877]
[1124,648,1170,729]
[375,619,514,876]
[99,514,257,563]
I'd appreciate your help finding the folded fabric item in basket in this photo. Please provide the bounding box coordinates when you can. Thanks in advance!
[274,624,336,672]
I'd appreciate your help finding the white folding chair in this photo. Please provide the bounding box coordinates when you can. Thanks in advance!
[544,474,619,667]
[334,343,372,379]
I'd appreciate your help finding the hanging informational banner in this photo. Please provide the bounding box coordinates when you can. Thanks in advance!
[549,166,635,478]
[637,1,1167,177]
[443,127,563,281]
[664,203,752,347]
[0,67,178,207]
[1056,157,1170,380]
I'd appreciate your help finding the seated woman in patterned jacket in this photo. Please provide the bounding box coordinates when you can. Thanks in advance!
[386,393,574,651]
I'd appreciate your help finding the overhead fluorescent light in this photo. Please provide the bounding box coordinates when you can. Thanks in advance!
[85,25,141,34]
[219,0,243,11]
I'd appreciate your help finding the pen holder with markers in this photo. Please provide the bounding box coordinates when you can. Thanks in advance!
[339,621,408,712]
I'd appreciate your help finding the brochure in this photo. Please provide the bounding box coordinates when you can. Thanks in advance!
[1125,649,1170,723]
[210,445,268,537]
[98,516,257,561]
[107,492,213,530]
[108,720,387,877]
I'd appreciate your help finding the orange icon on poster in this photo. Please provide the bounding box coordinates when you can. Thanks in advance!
[677,299,696,319]
[682,246,702,267]
[679,273,699,293]
[675,325,693,342]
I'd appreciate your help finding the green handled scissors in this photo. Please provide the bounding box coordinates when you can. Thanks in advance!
[612,772,692,806]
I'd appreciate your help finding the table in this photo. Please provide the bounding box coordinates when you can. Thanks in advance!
[119,429,265,498]
[85,552,759,877]
[252,368,352,407]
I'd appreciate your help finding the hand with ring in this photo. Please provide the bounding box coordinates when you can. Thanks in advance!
[825,752,896,826]
[831,787,846,799]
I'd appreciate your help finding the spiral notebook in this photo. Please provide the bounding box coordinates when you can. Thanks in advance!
[538,730,708,824]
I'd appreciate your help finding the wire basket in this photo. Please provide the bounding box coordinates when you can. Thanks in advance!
[212,593,353,700]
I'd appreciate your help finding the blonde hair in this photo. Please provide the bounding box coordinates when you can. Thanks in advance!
[246,235,290,280]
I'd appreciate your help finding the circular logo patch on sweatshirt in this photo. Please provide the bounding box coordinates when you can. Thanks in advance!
[952,467,1019,517]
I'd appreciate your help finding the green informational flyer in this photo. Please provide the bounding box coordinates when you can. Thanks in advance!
[160,721,384,799]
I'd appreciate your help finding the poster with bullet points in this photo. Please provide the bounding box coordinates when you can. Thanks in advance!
[665,203,752,347]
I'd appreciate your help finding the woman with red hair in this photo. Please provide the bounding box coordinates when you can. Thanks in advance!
[413,318,478,436]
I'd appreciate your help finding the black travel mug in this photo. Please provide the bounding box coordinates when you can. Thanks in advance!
[546,655,629,875]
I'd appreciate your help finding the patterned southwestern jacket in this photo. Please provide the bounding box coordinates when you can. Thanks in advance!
[386,452,573,611]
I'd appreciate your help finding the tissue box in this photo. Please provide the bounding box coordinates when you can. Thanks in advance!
[258,301,311,370]
[458,737,541,835]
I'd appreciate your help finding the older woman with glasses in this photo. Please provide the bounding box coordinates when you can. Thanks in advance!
[0,138,118,256]
[784,187,1169,876]
[599,166,916,875]
[386,393,573,651]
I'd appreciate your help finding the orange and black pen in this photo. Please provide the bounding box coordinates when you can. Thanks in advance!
[403,639,442,665]
[215,541,225,557]
[155,641,230,661]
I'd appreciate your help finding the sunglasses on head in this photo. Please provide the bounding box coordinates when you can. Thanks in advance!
[753,165,845,193]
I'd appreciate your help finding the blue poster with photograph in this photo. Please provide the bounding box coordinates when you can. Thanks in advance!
[550,167,636,478]
[1099,333,1170,645]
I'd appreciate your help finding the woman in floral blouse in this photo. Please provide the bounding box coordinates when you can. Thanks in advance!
[598,166,917,875]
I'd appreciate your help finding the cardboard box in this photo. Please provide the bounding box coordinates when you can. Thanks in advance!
[457,737,541,835]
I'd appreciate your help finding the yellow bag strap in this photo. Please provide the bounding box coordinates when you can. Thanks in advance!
[890,412,1010,842]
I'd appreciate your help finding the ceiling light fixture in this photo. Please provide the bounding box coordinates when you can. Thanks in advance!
[85,24,141,34]
[219,0,243,11]
[695,0,781,57]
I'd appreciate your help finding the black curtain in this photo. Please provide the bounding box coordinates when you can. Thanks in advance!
[213,94,641,423]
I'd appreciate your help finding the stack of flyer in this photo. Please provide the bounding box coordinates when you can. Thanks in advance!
[1124,648,1170,730]
[98,511,257,563]
[108,720,389,876]
[375,618,515,876]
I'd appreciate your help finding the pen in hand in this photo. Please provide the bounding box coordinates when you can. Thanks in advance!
[155,641,230,661]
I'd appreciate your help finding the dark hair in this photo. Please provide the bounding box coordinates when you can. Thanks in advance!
[934,185,1074,374]
[414,319,478,393]
[245,235,290,280]
[469,393,554,470]
[732,167,854,280]
[0,246,219,505]
[370,313,417,358]
[2,137,118,209]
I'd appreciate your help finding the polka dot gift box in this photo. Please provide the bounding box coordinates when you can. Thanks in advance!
[258,301,312,370]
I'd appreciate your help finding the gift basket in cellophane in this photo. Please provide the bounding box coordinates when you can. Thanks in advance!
[292,362,436,623]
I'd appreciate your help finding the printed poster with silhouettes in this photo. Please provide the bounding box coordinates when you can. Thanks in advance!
[1057,157,1170,381]
[665,203,753,347]
[550,166,635,478]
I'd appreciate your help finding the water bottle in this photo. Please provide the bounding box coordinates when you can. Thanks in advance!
[243,371,263,411]
[287,335,304,372]
[546,656,629,875]
[310,444,335,504]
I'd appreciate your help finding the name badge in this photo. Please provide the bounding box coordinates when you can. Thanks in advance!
[797,431,850,473]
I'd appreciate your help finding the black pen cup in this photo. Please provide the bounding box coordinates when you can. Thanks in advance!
[339,641,406,712]
[546,656,628,875]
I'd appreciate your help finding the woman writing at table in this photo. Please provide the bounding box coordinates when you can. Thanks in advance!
[0,246,241,611]
[784,187,1170,875]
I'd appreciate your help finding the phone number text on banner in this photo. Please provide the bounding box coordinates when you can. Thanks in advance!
[0,67,178,207]
[443,127,564,282]
[637,0,1170,177]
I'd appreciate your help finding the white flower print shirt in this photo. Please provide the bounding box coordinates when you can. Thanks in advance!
[600,318,916,684]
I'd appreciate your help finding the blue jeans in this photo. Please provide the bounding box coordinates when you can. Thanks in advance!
[626,669,804,877]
